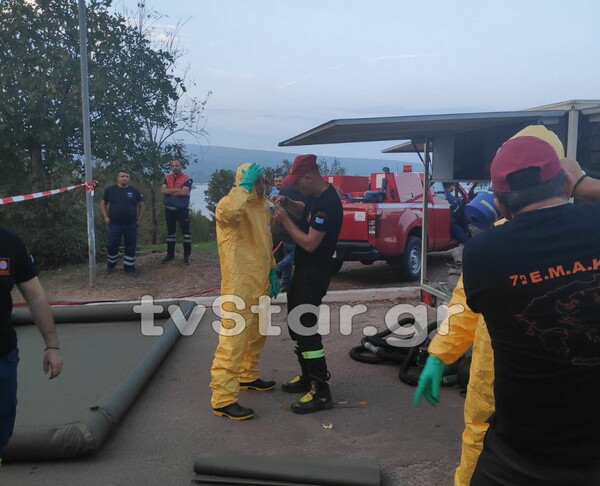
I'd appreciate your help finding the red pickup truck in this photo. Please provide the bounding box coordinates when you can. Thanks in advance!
[324,169,466,281]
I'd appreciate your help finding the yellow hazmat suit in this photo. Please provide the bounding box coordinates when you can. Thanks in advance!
[428,276,494,486]
[428,124,565,486]
[209,163,276,409]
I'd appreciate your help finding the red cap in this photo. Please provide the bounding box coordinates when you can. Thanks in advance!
[491,136,563,193]
[282,154,318,186]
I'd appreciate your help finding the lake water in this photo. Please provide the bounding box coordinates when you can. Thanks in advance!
[189,183,210,216]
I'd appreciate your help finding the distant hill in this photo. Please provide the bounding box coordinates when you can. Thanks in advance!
[183,144,421,182]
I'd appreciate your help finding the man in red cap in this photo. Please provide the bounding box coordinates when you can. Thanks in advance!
[273,154,342,414]
[462,136,600,485]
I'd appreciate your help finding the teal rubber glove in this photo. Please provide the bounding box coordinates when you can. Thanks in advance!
[239,163,265,192]
[268,268,280,298]
[413,355,445,406]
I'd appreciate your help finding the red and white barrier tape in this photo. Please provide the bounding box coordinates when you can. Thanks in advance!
[0,180,98,205]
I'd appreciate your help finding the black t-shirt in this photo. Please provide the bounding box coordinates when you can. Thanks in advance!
[0,227,37,357]
[463,203,600,470]
[294,185,342,268]
[272,186,309,245]
[103,185,144,225]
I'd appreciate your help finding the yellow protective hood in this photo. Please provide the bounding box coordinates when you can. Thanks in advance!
[510,125,565,158]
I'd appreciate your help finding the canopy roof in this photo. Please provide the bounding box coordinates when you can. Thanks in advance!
[279,100,600,148]
[279,110,566,147]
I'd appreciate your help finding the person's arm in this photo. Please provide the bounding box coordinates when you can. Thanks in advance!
[100,200,110,224]
[137,201,146,224]
[17,277,63,379]
[166,178,193,197]
[161,176,180,195]
[160,183,175,195]
[273,205,325,253]
[161,185,188,195]
[170,186,190,196]
[414,274,478,406]
[561,158,600,202]
[216,187,250,226]
[573,176,600,202]
[272,195,305,220]
[427,275,479,362]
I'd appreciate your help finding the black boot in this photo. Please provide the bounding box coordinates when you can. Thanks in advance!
[282,347,311,393]
[281,374,311,393]
[162,239,176,263]
[290,375,333,414]
[239,378,276,391]
[213,402,255,420]
[161,253,175,263]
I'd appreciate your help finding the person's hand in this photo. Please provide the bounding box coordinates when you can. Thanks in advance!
[268,268,280,298]
[561,157,585,183]
[413,355,445,406]
[273,204,291,223]
[104,216,110,224]
[43,348,64,379]
[239,163,265,192]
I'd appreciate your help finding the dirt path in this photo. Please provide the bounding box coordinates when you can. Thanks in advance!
[20,248,454,304]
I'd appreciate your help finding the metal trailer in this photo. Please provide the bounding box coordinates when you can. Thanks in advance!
[278,99,600,302]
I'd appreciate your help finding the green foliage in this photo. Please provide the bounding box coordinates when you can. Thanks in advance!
[318,157,347,175]
[0,172,89,268]
[0,0,210,266]
[260,157,347,182]
[205,169,235,216]
[188,209,215,242]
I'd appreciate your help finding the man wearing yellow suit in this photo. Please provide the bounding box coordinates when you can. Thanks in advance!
[210,163,280,420]
[414,125,565,485]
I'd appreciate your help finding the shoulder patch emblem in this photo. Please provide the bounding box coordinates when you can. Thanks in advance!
[0,258,10,276]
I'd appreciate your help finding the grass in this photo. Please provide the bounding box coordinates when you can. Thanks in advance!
[138,241,217,253]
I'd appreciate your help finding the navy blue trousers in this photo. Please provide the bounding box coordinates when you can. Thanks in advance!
[106,223,137,270]
[0,348,19,457]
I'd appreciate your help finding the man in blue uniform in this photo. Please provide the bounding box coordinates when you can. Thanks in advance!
[101,170,145,275]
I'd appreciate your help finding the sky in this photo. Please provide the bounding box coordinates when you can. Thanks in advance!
[115,0,600,160]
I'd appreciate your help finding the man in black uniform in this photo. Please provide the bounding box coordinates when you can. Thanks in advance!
[101,170,145,275]
[0,227,63,464]
[273,154,342,414]
[463,136,600,485]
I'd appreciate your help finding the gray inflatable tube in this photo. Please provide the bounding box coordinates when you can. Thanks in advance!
[4,299,196,461]
[193,454,381,486]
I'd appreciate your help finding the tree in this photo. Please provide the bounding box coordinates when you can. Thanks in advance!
[205,169,235,217]
[126,4,212,243]
[0,0,208,266]
[318,157,347,175]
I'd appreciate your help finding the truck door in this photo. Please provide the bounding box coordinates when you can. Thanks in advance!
[428,182,454,248]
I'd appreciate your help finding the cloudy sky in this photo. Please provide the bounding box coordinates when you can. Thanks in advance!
[116,0,599,159]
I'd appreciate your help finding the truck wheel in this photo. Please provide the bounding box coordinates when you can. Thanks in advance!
[330,259,343,274]
[396,236,421,281]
